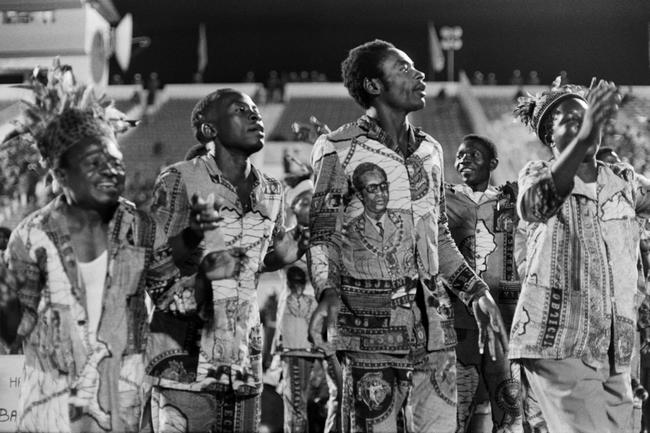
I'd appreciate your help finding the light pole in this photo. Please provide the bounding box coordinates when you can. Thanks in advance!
[440,26,463,82]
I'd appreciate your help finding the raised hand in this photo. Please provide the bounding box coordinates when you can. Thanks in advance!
[578,78,621,145]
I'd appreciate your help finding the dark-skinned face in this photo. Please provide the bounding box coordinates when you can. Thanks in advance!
[375,48,426,113]
[57,135,125,209]
[208,92,265,156]
[548,97,597,157]
[455,140,494,190]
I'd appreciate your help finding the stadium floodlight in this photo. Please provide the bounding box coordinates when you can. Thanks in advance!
[440,26,463,82]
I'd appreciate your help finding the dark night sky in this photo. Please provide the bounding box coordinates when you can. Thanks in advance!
[111,0,650,85]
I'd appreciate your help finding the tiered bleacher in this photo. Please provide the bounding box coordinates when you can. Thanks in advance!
[270,97,363,140]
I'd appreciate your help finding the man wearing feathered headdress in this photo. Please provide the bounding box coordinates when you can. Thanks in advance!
[0,59,236,433]
[509,77,645,432]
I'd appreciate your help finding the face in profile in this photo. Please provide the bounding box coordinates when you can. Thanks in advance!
[212,91,265,155]
[58,135,126,209]
[359,169,389,219]
[375,48,426,113]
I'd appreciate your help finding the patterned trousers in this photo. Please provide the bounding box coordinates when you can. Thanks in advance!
[455,328,523,433]
[142,386,261,433]
[281,355,341,433]
[340,349,457,433]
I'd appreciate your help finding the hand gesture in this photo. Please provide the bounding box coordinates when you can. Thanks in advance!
[189,193,224,234]
[291,115,331,144]
[578,78,621,145]
[158,276,198,314]
[273,226,309,265]
[308,289,339,356]
[472,291,509,360]
[200,247,248,280]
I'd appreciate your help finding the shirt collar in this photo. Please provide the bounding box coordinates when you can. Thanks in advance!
[454,184,499,204]
[200,153,260,186]
[357,115,426,158]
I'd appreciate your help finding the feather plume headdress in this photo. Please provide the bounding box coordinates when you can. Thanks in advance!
[513,76,587,143]
[1,57,135,167]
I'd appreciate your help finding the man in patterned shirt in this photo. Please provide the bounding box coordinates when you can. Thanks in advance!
[511,78,644,432]
[445,134,523,432]
[146,88,306,432]
[308,39,507,433]
[0,107,196,433]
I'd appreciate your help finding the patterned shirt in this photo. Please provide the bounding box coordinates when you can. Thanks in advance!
[150,154,283,395]
[309,115,487,355]
[510,160,650,371]
[5,196,179,433]
[445,182,521,329]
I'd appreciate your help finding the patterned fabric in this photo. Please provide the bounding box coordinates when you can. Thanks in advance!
[149,154,283,396]
[5,196,179,433]
[511,160,650,371]
[273,257,341,432]
[275,288,319,352]
[340,350,457,433]
[445,182,521,329]
[454,329,523,433]
[145,386,260,433]
[309,115,487,355]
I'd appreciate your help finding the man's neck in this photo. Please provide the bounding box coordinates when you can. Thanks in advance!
[366,106,410,153]
[467,179,490,193]
[61,198,112,262]
[63,195,115,227]
[212,143,252,186]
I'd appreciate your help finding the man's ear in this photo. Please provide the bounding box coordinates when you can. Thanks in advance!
[489,158,499,171]
[363,77,382,96]
[201,123,217,140]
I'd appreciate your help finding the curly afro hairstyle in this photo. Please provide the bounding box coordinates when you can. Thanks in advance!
[341,39,396,109]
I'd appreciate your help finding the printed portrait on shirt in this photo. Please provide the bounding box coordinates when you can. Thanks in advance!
[341,163,414,279]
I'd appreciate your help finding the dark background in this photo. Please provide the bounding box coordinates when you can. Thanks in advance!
[111,0,650,86]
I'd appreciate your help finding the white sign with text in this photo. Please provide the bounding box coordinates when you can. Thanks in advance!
[0,355,23,433]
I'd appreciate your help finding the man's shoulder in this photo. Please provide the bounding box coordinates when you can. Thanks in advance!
[258,169,283,194]
[13,200,54,234]
[325,121,368,143]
